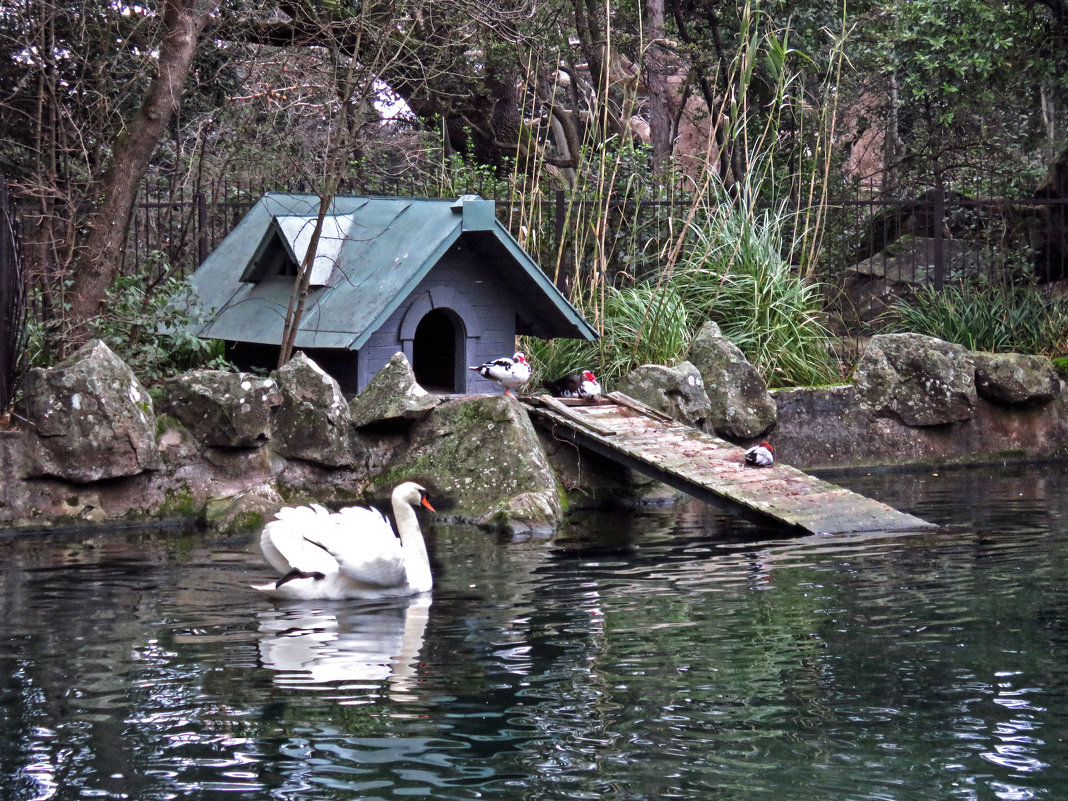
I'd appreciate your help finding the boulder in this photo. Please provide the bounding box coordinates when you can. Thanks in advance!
[854,333,976,426]
[838,236,989,326]
[374,395,564,535]
[270,352,357,467]
[687,321,777,439]
[22,339,160,482]
[972,352,1060,405]
[158,369,281,447]
[615,361,711,429]
[349,352,442,429]
[203,484,286,534]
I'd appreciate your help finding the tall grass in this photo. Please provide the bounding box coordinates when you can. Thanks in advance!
[883,282,1068,356]
[671,183,841,387]
[525,283,691,389]
[524,187,842,390]
[517,1,851,389]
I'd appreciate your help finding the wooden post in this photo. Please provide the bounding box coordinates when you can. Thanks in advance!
[554,189,568,292]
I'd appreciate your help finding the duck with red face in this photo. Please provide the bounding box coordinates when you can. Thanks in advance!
[744,441,774,467]
[470,351,530,398]
[543,370,601,400]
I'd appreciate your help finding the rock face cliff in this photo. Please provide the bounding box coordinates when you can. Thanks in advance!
[6,343,563,534]
[3,335,1066,532]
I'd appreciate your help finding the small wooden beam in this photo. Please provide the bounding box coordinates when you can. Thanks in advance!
[536,395,618,436]
[524,395,935,535]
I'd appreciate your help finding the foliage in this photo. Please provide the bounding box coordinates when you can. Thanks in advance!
[1053,357,1068,380]
[527,179,843,391]
[526,5,847,392]
[25,259,230,382]
[524,283,691,391]
[5,0,1065,383]
[672,187,841,388]
[882,281,1068,357]
[851,0,1067,192]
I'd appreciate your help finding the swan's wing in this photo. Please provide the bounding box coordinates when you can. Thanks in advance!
[306,505,387,552]
[337,549,407,588]
[310,505,408,588]
[260,505,340,576]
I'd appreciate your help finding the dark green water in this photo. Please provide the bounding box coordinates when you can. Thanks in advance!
[2,464,1067,800]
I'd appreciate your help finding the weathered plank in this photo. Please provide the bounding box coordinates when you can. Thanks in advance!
[525,392,933,535]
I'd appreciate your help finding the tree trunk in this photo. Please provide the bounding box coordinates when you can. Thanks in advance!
[65,0,209,353]
[645,0,674,173]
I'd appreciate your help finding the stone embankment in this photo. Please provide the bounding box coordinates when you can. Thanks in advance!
[1,332,1065,534]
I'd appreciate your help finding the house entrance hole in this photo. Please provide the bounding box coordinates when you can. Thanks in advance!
[412,308,463,392]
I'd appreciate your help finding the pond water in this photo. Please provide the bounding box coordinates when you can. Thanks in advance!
[2,464,1067,801]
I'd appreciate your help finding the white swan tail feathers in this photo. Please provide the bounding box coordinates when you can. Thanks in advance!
[254,482,435,600]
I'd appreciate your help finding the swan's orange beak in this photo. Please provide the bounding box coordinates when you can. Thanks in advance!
[421,497,436,512]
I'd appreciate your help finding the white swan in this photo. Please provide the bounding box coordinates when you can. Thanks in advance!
[257,596,431,701]
[252,482,435,600]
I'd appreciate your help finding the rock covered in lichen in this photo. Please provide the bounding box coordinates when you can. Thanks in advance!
[373,395,564,535]
[22,339,160,481]
[203,484,285,534]
[687,321,777,439]
[270,352,359,467]
[615,361,712,429]
[158,369,281,447]
[853,333,976,426]
[349,352,441,429]
[973,352,1060,405]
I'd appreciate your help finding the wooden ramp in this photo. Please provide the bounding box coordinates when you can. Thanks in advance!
[525,392,934,535]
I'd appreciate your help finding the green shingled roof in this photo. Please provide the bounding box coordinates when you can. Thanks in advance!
[191,193,597,349]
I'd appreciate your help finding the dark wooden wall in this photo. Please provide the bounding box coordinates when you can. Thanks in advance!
[359,242,518,395]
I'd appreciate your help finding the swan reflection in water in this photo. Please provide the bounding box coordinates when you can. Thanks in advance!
[257,594,431,702]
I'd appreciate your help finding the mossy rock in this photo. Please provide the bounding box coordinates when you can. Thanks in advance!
[371,395,564,534]
[203,485,285,534]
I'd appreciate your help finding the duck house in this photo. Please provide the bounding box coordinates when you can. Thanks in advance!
[190,193,597,396]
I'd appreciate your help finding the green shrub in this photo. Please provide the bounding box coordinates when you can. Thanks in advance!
[26,256,231,382]
[528,187,843,390]
[883,281,1068,357]
[93,266,231,382]
[671,194,841,387]
[524,283,691,391]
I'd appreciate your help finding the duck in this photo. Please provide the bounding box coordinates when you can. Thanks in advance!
[542,370,602,399]
[252,481,435,601]
[744,441,775,467]
[469,351,530,397]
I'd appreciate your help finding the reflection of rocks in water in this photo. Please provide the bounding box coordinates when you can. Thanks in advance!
[257,595,430,701]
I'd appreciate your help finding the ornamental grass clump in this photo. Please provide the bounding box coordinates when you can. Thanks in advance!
[671,193,841,388]
[520,3,851,392]
[884,281,1068,357]
[523,283,690,391]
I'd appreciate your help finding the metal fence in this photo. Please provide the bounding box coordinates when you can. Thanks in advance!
[116,179,1068,290]
[2,175,1065,411]
[825,188,1068,290]
[1,178,1065,371]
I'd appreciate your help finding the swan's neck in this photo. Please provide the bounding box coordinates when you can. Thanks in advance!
[393,498,432,593]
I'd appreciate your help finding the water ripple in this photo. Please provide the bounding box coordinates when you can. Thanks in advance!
[1,470,1068,799]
